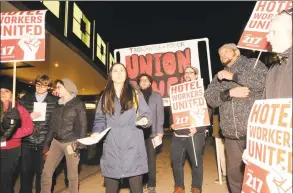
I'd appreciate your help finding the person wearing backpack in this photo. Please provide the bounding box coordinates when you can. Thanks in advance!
[92,63,152,193]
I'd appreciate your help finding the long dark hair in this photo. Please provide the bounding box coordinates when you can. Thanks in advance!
[101,63,137,115]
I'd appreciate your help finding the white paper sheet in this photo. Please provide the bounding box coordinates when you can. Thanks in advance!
[1,141,7,147]
[152,136,162,149]
[33,102,47,121]
[77,127,111,145]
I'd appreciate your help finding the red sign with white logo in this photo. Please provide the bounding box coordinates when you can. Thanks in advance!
[1,10,47,62]
[237,1,292,51]
[241,99,292,193]
[169,79,210,130]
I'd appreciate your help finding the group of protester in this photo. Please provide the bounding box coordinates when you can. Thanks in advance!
[0,7,291,193]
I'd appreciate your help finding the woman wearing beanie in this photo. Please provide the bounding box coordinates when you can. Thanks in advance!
[0,77,34,193]
[92,63,152,193]
[41,78,87,193]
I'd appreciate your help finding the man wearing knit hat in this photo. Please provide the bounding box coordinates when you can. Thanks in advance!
[205,43,268,193]
[41,78,87,193]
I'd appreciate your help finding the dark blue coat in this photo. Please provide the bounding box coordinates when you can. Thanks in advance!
[93,91,152,179]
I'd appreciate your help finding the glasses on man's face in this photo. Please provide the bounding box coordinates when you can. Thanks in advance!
[36,83,48,88]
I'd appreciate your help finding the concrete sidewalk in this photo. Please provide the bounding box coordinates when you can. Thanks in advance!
[74,136,229,193]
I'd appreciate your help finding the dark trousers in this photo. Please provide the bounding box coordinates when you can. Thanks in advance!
[0,147,21,193]
[171,133,205,190]
[104,175,143,193]
[20,146,44,193]
[225,138,246,193]
[144,137,157,188]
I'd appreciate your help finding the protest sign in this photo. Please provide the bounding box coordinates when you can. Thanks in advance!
[242,98,292,193]
[169,79,210,130]
[237,1,292,51]
[1,10,47,62]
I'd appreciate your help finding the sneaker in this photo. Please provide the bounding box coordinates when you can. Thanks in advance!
[214,176,227,184]
[148,187,156,193]
[143,185,148,193]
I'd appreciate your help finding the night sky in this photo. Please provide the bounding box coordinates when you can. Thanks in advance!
[78,1,256,77]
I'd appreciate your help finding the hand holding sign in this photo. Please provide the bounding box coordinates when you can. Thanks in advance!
[30,112,41,120]
[18,33,41,61]
[188,128,197,136]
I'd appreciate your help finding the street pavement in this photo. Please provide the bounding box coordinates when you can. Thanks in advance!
[13,135,229,193]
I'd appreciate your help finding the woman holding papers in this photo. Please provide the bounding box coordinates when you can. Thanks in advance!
[92,63,152,193]
[41,78,87,193]
[170,66,206,193]
[0,77,34,193]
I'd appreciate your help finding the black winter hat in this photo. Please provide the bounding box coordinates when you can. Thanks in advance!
[0,77,13,92]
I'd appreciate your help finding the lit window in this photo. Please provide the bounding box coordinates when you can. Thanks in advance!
[73,3,91,47]
[96,34,106,65]
[108,53,115,69]
[41,1,60,18]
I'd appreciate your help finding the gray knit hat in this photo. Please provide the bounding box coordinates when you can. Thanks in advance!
[61,78,78,95]
[218,43,240,54]
[184,65,199,75]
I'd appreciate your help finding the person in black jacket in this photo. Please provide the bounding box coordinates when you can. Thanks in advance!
[19,74,58,193]
[41,78,87,193]
[1,77,34,193]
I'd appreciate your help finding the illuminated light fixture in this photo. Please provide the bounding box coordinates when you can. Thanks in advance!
[82,88,85,91]
[85,103,96,109]
[54,63,59,67]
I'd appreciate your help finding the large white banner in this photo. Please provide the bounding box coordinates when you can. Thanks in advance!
[114,39,201,106]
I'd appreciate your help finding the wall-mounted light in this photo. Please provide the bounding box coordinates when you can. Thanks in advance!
[85,103,96,109]
[54,63,59,67]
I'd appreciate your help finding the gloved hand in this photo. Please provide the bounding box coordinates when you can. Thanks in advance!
[1,106,20,138]
[4,107,20,121]
[74,141,86,150]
